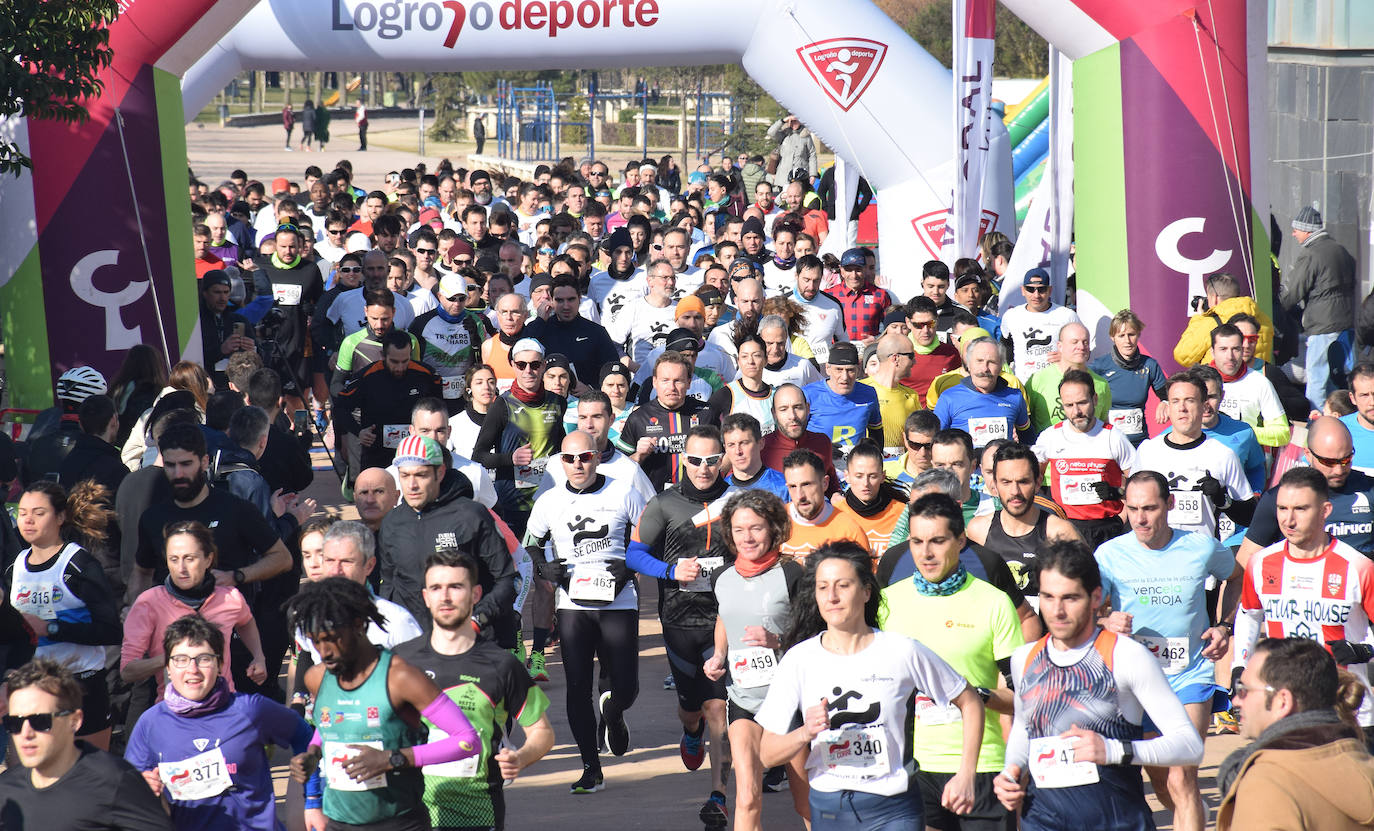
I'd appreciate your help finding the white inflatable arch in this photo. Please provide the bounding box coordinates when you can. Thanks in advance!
[184,0,962,297]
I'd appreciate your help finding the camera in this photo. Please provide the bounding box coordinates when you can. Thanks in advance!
[258,307,288,341]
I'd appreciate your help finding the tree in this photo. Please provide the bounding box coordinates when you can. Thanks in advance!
[0,0,119,176]
[427,73,466,142]
[901,1,1048,78]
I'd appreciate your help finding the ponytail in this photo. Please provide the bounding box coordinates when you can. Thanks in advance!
[22,480,114,550]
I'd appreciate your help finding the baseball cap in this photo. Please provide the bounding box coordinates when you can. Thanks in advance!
[688,171,707,185]
[271,177,289,194]
[394,435,443,469]
[957,327,992,350]
[955,272,985,290]
[827,342,860,366]
[1022,268,1050,288]
[419,208,441,226]
[511,337,545,359]
[839,248,866,268]
[438,273,468,299]
[664,328,703,352]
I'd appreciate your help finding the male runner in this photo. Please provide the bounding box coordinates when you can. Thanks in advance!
[1095,472,1237,831]
[722,413,790,501]
[617,351,709,491]
[394,550,555,831]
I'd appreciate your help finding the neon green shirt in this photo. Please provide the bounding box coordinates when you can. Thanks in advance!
[878,574,1022,773]
[1024,364,1113,432]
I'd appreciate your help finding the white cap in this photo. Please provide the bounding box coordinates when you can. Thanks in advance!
[438,273,468,299]
[511,337,545,359]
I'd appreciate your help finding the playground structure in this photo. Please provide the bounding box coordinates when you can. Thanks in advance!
[0,0,1267,412]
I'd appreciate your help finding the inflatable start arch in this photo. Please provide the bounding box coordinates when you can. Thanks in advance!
[0,0,1264,410]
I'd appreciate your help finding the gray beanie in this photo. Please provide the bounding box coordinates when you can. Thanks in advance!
[1292,206,1323,233]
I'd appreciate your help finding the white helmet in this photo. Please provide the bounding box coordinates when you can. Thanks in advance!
[56,366,108,404]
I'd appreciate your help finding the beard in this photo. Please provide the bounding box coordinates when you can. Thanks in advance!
[170,470,207,502]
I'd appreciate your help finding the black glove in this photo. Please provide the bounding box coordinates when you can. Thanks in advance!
[1196,473,1227,508]
[536,557,569,588]
[1328,639,1374,665]
[606,558,632,595]
[1090,481,1123,502]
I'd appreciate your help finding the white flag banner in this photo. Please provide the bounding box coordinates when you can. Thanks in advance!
[940,0,997,264]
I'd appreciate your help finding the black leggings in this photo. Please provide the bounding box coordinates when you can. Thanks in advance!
[558,608,639,770]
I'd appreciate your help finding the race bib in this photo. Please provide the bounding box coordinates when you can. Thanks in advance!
[273,283,303,306]
[1108,408,1144,435]
[569,563,617,603]
[1138,635,1191,674]
[685,556,725,593]
[323,741,387,791]
[441,375,465,399]
[420,725,481,778]
[159,746,233,802]
[514,456,549,490]
[1028,736,1100,789]
[11,582,57,619]
[727,646,777,689]
[1059,473,1103,506]
[818,726,890,779]
[381,424,409,449]
[1218,398,1243,421]
[913,694,961,727]
[967,416,1009,447]
[1170,490,1204,526]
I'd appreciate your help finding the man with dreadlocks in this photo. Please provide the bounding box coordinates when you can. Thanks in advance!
[287,577,481,830]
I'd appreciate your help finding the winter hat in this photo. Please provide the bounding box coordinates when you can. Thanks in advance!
[1292,206,1323,233]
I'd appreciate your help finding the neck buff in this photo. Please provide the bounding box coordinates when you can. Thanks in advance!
[1112,346,1146,372]
[435,305,466,324]
[271,252,301,270]
[164,676,233,717]
[736,551,781,579]
[679,472,730,504]
[913,337,941,355]
[608,262,636,281]
[773,253,796,270]
[510,383,544,405]
[912,563,968,597]
[845,485,901,518]
[164,573,216,610]
[1212,360,1247,383]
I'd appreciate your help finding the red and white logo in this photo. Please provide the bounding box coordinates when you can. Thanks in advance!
[797,38,887,112]
[1327,572,1344,597]
[911,209,1000,258]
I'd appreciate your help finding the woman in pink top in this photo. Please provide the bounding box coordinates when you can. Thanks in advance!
[121,521,267,698]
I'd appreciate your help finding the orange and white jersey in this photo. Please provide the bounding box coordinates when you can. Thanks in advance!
[1032,419,1138,521]
[1236,536,1374,724]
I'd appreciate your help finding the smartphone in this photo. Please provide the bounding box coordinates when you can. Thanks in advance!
[233,322,246,338]
[293,409,309,433]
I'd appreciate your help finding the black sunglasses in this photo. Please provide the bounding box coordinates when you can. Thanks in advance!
[4,710,74,735]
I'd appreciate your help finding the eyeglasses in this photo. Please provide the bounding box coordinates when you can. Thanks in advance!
[414,247,437,256]
[1309,449,1355,468]
[893,352,915,360]
[168,653,220,670]
[327,228,347,236]
[3,710,74,735]
[910,320,936,330]
[685,453,724,467]
[337,266,362,274]
[906,438,933,452]
[560,450,597,465]
[1233,681,1276,701]
[1024,285,1049,294]
[513,360,543,371]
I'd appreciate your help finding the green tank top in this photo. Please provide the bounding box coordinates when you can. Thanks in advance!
[315,649,426,824]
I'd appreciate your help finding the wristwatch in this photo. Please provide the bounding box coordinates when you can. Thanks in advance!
[46,621,60,637]
[388,750,408,770]
[233,568,247,586]
[975,687,993,704]
[1118,742,1136,767]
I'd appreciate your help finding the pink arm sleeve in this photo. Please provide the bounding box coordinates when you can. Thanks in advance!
[410,694,480,768]
[309,728,322,748]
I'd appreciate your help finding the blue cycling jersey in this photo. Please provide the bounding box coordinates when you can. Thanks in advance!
[1096,530,1235,691]
[726,466,791,502]
[802,380,881,447]
[933,376,1030,447]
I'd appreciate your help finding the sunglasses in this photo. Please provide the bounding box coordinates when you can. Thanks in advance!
[685,453,724,467]
[414,247,437,256]
[326,228,346,236]
[538,248,556,255]
[1241,334,1260,343]
[910,320,936,330]
[276,223,300,234]
[453,257,473,266]
[906,438,933,452]
[1232,681,1276,701]
[560,450,597,465]
[893,352,915,360]
[337,266,363,274]
[1309,449,1354,467]
[3,710,74,735]
[1024,285,1049,294]
[513,360,543,371]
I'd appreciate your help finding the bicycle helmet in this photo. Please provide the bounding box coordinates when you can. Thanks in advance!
[55,366,108,404]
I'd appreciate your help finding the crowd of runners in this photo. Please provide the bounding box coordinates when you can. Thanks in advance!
[1,142,1373,831]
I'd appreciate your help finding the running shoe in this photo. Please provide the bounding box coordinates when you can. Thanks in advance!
[600,690,630,756]
[680,719,706,771]
[663,672,676,690]
[569,765,604,794]
[699,791,729,829]
[528,651,549,683]
[761,765,787,792]
[1212,710,1241,735]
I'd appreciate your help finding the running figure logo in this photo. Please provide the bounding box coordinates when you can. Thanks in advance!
[797,38,887,112]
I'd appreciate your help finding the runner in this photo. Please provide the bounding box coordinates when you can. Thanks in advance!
[409,273,488,416]
[1087,310,1168,447]
[524,431,649,794]
[394,549,555,831]
[880,493,1022,831]
[992,540,1205,831]
[1030,369,1137,548]
[124,615,317,831]
[998,268,1081,383]
[1095,472,1237,831]
[702,489,810,831]
[287,577,482,831]
[626,425,735,827]
[802,343,883,451]
[1231,466,1374,729]
[884,410,941,487]
[756,541,982,830]
[780,450,868,563]
[616,351,709,491]
[705,334,775,434]
[7,481,121,750]
[723,413,790,501]
[834,442,907,556]
[933,337,1032,449]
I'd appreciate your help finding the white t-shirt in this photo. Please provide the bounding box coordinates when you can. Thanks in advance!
[404,285,438,318]
[1000,304,1082,382]
[605,297,678,365]
[755,630,968,795]
[526,476,648,612]
[794,293,847,365]
[327,287,416,334]
[447,408,483,461]
[590,271,647,322]
[1136,434,1253,537]
[761,261,798,297]
[634,341,735,386]
[762,354,823,388]
[1220,368,1287,435]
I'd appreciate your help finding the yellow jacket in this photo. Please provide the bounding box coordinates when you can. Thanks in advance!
[1173,296,1275,367]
